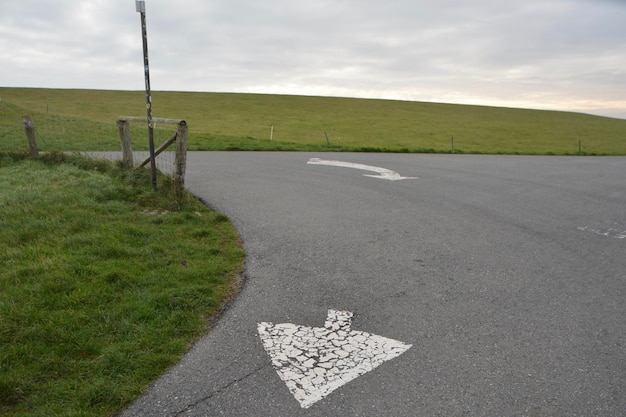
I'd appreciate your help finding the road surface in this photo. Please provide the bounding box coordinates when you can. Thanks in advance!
[120,152,626,416]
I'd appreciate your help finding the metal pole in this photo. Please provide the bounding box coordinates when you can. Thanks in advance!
[136,0,157,191]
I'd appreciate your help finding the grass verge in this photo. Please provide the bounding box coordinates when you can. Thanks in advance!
[0,154,245,417]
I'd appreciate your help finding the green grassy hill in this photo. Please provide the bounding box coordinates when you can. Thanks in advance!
[1,87,625,155]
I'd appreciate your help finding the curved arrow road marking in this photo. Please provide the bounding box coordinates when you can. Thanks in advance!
[258,309,412,408]
[577,225,626,239]
[307,158,418,181]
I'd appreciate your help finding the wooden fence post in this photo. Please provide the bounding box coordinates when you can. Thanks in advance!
[174,120,188,197]
[117,119,134,169]
[22,116,38,158]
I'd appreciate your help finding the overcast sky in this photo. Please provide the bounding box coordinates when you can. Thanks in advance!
[1,0,625,118]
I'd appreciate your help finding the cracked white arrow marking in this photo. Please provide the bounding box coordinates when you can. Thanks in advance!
[258,309,412,408]
[307,158,418,181]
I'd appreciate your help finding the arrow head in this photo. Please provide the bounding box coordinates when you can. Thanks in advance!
[258,309,412,408]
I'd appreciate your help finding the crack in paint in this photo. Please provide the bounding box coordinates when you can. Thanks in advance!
[258,309,411,408]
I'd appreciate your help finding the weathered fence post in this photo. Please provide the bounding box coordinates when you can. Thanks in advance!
[174,120,188,197]
[22,116,38,158]
[117,119,134,169]
[117,116,188,195]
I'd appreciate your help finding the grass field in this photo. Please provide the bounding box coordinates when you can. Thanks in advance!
[0,155,244,417]
[1,88,624,416]
[1,87,625,155]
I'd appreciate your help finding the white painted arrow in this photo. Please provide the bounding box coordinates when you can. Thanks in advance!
[307,158,418,181]
[258,309,412,408]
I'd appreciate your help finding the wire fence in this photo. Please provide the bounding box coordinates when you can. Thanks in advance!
[82,150,176,176]
[118,117,188,196]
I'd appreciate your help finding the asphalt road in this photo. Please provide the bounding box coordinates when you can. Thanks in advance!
[120,152,626,417]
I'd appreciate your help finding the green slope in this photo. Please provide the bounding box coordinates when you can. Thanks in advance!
[1,87,625,155]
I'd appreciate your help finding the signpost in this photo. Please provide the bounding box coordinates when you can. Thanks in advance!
[136,0,157,191]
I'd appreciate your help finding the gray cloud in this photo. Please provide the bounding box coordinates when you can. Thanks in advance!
[1,0,625,118]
